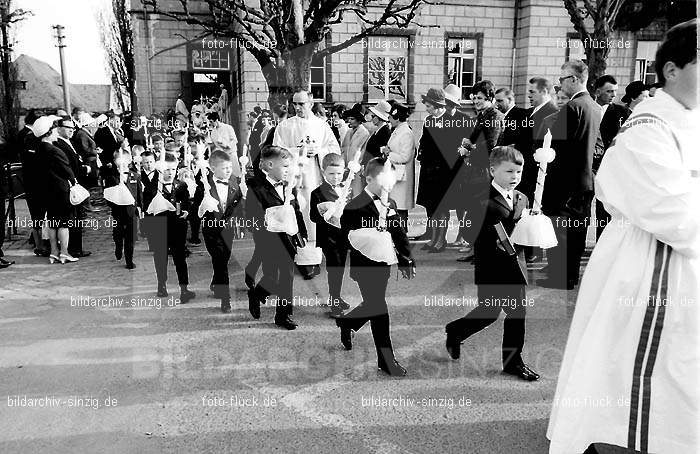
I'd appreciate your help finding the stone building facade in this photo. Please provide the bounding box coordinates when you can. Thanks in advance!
[130,0,668,142]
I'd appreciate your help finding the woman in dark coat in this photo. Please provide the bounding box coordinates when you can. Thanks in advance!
[33,116,79,264]
[416,88,454,252]
[457,81,504,258]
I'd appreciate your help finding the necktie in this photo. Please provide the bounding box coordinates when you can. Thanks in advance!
[372,194,381,201]
[163,183,172,192]
[274,181,286,187]
[216,179,229,186]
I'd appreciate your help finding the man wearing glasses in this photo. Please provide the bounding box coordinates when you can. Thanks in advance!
[538,60,601,290]
[54,117,92,258]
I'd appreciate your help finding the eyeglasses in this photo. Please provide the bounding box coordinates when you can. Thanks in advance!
[558,75,575,84]
[292,102,306,106]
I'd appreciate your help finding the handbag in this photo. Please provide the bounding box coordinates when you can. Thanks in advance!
[69,181,90,205]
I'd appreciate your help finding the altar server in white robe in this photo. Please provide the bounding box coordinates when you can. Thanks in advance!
[273,90,341,277]
[547,19,699,454]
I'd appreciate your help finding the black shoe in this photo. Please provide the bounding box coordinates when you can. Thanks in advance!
[125,262,136,270]
[34,248,50,258]
[244,275,255,290]
[188,237,201,245]
[115,249,123,260]
[0,257,15,266]
[72,251,92,258]
[180,289,196,304]
[428,244,446,253]
[339,325,353,350]
[220,299,232,313]
[456,254,474,263]
[420,243,434,251]
[503,363,540,381]
[275,316,297,330]
[537,278,575,290]
[157,285,168,297]
[378,359,407,376]
[445,329,461,360]
[0,261,11,269]
[248,289,260,319]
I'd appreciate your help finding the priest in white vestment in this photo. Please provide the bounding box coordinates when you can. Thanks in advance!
[547,20,699,454]
[273,90,341,276]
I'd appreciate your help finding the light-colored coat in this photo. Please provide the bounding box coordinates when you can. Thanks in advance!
[386,121,415,210]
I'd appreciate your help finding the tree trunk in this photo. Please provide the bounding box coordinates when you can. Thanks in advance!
[260,45,316,109]
[586,46,608,95]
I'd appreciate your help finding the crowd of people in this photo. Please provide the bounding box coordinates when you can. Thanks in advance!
[0,18,696,453]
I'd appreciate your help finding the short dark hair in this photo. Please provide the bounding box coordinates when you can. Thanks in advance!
[140,150,155,159]
[209,149,232,165]
[594,74,618,89]
[71,107,83,116]
[207,112,220,122]
[472,80,495,100]
[260,145,292,162]
[528,77,552,92]
[188,133,206,143]
[655,19,698,86]
[151,134,164,143]
[365,157,394,178]
[24,109,42,125]
[322,153,344,169]
[489,146,523,167]
[164,153,178,163]
[332,104,346,116]
[273,104,288,119]
[172,129,186,138]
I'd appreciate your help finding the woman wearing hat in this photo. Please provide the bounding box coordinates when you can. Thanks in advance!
[33,116,79,264]
[331,104,349,144]
[416,88,453,252]
[385,102,416,227]
[363,100,392,165]
[340,103,370,196]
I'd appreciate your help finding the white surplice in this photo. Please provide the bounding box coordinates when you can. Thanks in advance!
[273,115,340,265]
[547,89,700,454]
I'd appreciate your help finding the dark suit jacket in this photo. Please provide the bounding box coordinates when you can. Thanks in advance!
[497,106,529,152]
[94,126,123,167]
[362,123,391,165]
[196,172,243,232]
[542,91,601,215]
[310,181,344,249]
[474,185,528,286]
[340,190,412,280]
[140,169,160,212]
[518,102,558,198]
[104,166,142,215]
[594,102,631,172]
[157,179,190,219]
[54,138,87,182]
[245,173,307,258]
[19,126,45,196]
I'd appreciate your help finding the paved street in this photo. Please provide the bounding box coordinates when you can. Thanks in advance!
[0,202,589,453]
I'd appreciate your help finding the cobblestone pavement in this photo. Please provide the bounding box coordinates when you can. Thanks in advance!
[0,199,591,453]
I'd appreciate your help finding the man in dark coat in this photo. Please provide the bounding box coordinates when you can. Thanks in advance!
[495,88,530,154]
[54,117,91,257]
[539,60,601,290]
[71,108,99,189]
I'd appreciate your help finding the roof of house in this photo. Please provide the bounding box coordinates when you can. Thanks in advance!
[14,54,112,113]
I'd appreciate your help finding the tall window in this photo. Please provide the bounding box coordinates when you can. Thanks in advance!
[635,41,659,85]
[310,54,327,101]
[366,35,408,101]
[447,37,478,100]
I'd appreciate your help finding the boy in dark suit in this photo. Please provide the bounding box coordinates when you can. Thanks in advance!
[245,145,307,330]
[149,153,196,303]
[104,150,142,269]
[197,150,244,312]
[139,150,159,243]
[335,158,416,376]
[310,153,351,317]
[445,146,539,381]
